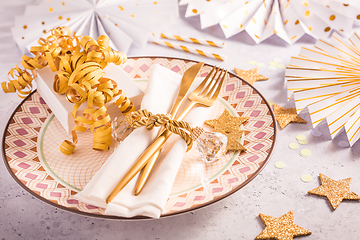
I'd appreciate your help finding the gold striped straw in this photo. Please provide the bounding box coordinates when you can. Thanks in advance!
[150,40,226,61]
[159,33,226,48]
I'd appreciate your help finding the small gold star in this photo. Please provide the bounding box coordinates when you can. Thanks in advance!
[205,110,249,132]
[308,173,360,210]
[273,104,306,129]
[256,211,311,240]
[218,128,246,152]
[205,110,249,152]
[234,67,268,85]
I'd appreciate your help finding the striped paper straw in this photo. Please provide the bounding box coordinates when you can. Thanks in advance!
[151,40,226,61]
[159,33,225,48]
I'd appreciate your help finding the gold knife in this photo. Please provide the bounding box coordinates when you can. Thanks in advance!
[134,62,204,195]
[106,62,204,202]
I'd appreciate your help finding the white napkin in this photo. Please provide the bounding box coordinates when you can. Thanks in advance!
[75,64,212,218]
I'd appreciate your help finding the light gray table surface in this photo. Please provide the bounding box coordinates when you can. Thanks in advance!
[1,1,360,240]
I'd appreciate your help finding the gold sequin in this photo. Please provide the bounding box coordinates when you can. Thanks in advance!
[329,15,335,21]
[324,27,331,32]
[304,10,310,17]
[23,25,27,29]
[234,68,268,85]
[192,9,197,13]
[273,104,307,129]
[308,173,360,210]
[256,211,311,240]
[49,7,53,12]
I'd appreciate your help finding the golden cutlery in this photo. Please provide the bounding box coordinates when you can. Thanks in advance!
[106,65,227,203]
[134,62,205,195]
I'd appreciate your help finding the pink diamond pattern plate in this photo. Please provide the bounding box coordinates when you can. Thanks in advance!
[2,57,276,219]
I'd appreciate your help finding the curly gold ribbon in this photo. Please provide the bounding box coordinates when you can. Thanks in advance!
[2,26,133,155]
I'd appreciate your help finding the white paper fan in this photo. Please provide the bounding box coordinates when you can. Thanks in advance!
[12,0,179,54]
[286,31,360,146]
[179,0,360,44]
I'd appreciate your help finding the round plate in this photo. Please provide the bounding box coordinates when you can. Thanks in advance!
[2,57,276,219]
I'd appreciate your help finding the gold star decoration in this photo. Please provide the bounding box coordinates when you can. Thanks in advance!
[256,211,311,240]
[205,110,249,152]
[273,104,307,129]
[308,173,360,210]
[234,67,268,85]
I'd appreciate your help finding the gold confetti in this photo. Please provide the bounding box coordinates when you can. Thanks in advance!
[268,65,277,70]
[289,142,299,149]
[234,67,268,85]
[256,211,311,240]
[308,173,360,210]
[275,161,286,169]
[23,25,27,29]
[205,109,249,152]
[298,139,308,145]
[300,149,311,157]
[296,135,306,141]
[273,104,307,129]
[301,175,312,182]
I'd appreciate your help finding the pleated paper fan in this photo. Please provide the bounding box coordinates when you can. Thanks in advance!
[286,31,360,146]
[179,0,360,44]
[12,0,178,54]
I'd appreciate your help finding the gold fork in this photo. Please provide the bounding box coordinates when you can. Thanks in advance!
[106,66,227,203]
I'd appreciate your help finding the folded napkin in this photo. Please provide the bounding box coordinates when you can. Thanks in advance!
[75,64,212,218]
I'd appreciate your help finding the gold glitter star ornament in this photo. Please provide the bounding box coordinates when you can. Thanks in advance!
[234,68,268,85]
[205,110,249,152]
[256,211,311,240]
[308,173,360,210]
[273,104,307,129]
